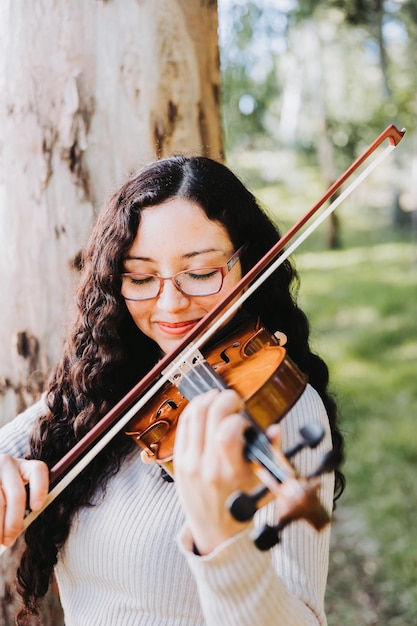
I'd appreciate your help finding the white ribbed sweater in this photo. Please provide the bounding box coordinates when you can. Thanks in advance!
[0,385,334,625]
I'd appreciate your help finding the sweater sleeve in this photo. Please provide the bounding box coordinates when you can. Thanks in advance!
[177,384,334,626]
[0,397,47,458]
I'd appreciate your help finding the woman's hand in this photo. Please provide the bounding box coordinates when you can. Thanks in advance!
[173,389,260,555]
[0,455,49,547]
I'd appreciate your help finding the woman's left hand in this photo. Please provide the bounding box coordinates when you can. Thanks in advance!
[173,389,259,555]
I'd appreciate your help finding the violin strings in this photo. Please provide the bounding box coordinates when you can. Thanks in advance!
[175,355,291,484]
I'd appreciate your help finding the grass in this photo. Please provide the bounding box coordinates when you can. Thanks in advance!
[234,150,417,625]
[299,239,417,626]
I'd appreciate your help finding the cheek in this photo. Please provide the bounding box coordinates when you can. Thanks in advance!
[202,291,242,318]
[196,293,226,313]
[220,267,244,299]
[200,269,244,311]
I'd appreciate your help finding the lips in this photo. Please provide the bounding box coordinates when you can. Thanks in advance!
[156,319,200,336]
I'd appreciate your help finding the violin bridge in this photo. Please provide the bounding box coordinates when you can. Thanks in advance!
[162,344,205,386]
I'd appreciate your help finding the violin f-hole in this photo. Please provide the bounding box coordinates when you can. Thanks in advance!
[155,399,178,418]
[219,342,241,364]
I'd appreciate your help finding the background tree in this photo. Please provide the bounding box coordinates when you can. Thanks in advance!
[219,2,416,624]
[219,0,415,234]
[0,1,221,623]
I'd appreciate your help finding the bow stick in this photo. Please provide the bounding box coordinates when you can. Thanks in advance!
[0,124,405,551]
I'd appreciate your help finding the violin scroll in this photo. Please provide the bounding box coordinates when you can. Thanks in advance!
[228,422,340,551]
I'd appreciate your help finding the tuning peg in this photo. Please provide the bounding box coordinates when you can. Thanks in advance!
[227,484,269,522]
[251,520,288,551]
[308,448,343,478]
[284,422,325,459]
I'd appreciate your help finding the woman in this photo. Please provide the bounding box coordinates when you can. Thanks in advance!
[0,155,344,625]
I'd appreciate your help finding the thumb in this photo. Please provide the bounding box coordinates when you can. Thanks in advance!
[17,459,49,512]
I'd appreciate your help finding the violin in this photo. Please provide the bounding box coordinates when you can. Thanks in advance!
[3,124,405,554]
[125,314,335,549]
[125,315,306,473]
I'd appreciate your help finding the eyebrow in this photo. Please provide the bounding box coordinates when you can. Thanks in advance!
[124,248,226,262]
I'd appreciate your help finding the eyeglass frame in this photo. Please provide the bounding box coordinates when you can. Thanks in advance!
[120,243,247,301]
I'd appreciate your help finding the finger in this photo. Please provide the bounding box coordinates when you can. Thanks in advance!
[0,486,9,546]
[17,459,49,512]
[265,423,282,448]
[174,389,219,469]
[204,389,245,453]
[0,458,28,546]
[214,412,248,466]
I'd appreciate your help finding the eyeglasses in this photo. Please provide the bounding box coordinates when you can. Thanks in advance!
[121,244,246,301]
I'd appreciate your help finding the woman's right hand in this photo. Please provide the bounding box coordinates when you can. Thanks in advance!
[0,455,49,547]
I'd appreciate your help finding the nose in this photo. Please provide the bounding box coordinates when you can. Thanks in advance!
[156,278,190,312]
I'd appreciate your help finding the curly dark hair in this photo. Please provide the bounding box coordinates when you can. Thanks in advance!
[15,155,345,623]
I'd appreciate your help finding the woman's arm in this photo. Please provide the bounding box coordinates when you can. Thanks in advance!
[175,385,333,625]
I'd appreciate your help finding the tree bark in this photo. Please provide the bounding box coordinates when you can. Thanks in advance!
[0,0,222,423]
[0,0,222,623]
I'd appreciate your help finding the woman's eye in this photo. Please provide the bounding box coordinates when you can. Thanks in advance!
[128,275,156,286]
[187,269,219,281]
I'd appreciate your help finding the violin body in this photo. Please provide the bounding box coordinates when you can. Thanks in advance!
[125,317,307,474]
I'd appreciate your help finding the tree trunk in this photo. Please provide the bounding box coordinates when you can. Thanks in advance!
[0,0,222,623]
[0,0,222,423]
[308,19,341,249]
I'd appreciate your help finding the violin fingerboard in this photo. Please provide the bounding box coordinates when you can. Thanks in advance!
[177,361,228,401]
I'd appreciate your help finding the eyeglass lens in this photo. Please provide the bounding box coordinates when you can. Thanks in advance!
[121,267,224,300]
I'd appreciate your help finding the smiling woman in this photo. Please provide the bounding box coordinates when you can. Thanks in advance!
[0,155,344,626]
[122,198,244,354]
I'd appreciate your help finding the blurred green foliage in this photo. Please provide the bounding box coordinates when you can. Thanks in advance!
[256,160,416,624]
[219,0,416,179]
[218,3,416,621]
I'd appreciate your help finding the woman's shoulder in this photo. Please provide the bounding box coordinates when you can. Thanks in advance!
[0,394,48,457]
[290,383,327,421]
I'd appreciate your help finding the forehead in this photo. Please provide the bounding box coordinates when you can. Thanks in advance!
[128,198,233,257]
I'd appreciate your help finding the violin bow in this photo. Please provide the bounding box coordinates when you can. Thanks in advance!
[2,124,405,549]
